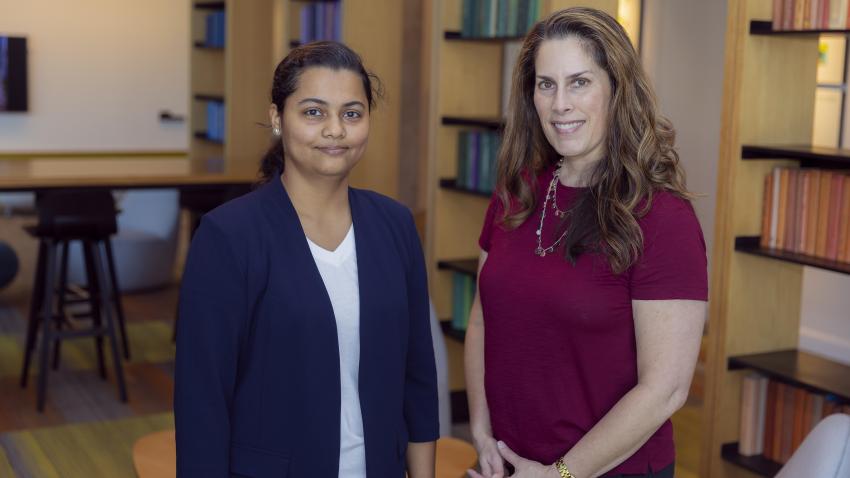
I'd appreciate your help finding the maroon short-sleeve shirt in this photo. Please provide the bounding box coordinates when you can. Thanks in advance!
[478,165,708,475]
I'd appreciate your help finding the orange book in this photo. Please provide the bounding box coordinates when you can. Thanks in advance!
[780,384,795,463]
[805,170,822,256]
[786,169,799,252]
[772,382,786,460]
[816,171,833,257]
[799,171,810,253]
[804,0,813,27]
[761,173,774,249]
[763,380,778,460]
[826,173,844,260]
[791,387,807,453]
[838,175,850,263]
[796,0,807,28]
[778,169,790,250]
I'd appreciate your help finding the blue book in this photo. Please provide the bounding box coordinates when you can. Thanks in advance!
[467,132,479,190]
[457,131,468,188]
[462,0,475,37]
[497,0,509,36]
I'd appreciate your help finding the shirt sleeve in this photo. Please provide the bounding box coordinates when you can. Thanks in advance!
[478,194,502,252]
[175,216,247,477]
[629,193,709,301]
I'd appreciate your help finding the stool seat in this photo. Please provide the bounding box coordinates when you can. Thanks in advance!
[132,431,478,478]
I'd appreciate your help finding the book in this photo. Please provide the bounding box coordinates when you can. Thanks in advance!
[805,170,821,256]
[779,383,795,463]
[777,169,790,250]
[771,168,782,249]
[826,173,844,259]
[799,170,810,253]
[739,374,760,456]
[816,171,833,257]
[786,169,798,252]
[763,380,778,460]
[840,175,850,262]
[774,0,785,29]
[761,173,774,249]
[754,376,768,454]
[791,386,807,453]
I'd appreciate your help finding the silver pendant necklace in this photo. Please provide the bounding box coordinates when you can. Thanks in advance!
[535,159,570,257]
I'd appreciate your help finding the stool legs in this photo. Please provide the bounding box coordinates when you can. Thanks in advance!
[52,241,70,370]
[91,242,128,403]
[83,241,107,379]
[36,241,58,412]
[20,241,46,388]
[103,240,129,360]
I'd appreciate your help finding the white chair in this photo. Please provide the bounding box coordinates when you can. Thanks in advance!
[776,413,850,478]
[67,189,180,291]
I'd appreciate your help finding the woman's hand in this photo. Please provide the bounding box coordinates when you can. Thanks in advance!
[492,441,559,478]
[467,435,506,478]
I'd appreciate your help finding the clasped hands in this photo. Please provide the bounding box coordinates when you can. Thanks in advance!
[467,436,560,478]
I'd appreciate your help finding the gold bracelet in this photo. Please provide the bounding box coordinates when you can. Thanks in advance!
[555,457,576,478]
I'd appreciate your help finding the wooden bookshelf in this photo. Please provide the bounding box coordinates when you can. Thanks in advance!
[193,132,224,145]
[728,349,850,401]
[749,19,850,36]
[194,94,225,103]
[194,1,225,10]
[437,258,479,277]
[701,1,850,476]
[443,30,526,42]
[734,236,850,275]
[440,320,466,343]
[720,443,783,477]
[439,178,492,198]
[441,116,504,129]
[741,144,850,168]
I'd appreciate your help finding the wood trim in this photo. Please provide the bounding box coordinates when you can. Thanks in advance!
[0,151,187,159]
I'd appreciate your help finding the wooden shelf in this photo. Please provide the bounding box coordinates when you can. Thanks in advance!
[720,443,782,477]
[750,19,850,36]
[193,132,224,145]
[193,42,224,50]
[194,1,225,10]
[439,179,492,198]
[441,116,504,130]
[437,259,478,277]
[444,31,525,42]
[734,236,850,275]
[440,320,466,343]
[728,349,850,401]
[194,94,224,103]
[741,144,850,168]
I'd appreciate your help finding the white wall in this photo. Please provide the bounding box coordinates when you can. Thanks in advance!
[0,0,189,152]
[800,266,850,365]
[640,0,727,271]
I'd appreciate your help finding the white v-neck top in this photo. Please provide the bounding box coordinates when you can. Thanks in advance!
[305,225,366,478]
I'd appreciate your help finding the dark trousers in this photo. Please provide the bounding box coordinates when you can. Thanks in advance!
[608,463,675,478]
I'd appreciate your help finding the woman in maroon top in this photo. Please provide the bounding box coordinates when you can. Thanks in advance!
[465,8,708,478]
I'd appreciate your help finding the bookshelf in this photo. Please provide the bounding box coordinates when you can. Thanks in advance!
[422,0,641,423]
[189,0,405,196]
[703,1,850,476]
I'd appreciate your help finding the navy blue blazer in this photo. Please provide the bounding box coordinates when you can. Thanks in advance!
[174,177,439,477]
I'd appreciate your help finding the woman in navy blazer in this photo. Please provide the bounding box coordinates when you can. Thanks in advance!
[175,42,439,477]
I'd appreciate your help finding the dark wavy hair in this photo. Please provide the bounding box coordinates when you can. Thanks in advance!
[258,41,382,183]
[497,7,691,273]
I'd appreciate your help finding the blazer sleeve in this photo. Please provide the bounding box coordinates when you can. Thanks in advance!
[402,210,440,442]
[174,216,247,477]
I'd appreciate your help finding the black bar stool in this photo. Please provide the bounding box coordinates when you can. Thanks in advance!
[19,190,128,411]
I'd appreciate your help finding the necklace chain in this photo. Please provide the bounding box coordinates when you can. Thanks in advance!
[535,159,570,257]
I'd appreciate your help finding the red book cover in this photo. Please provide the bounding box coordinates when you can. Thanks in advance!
[778,169,790,250]
[799,171,811,253]
[772,382,786,460]
[774,0,785,29]
[837,175,850,262]
[763,380,778,460]
[780,384,795,463]
[816,171,833,258]
[826,173,844,260]
[795,170,807,252]
[806,170,821,256]
[786,169,799,252]
[800,391,813,441]
[762,173,774,249]
[791,387,807,453]
[784,0,796,29]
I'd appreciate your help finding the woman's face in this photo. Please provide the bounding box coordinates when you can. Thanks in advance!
[271,66,370,179]
[533,37,612,165]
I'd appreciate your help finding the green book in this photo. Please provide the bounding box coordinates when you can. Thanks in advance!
[462,0,475,37]
[457,131,468,188]
[507,0,519,36]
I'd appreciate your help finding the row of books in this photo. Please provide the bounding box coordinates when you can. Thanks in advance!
[456,131,501,194]
[203,11,226,48]
[772,0,850,30]
[460,0,541,38]
[205,101,226,142]
[450,272,475,332]
[738,373,849,463]
[299,1,342,44]
[759,168,850,262]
